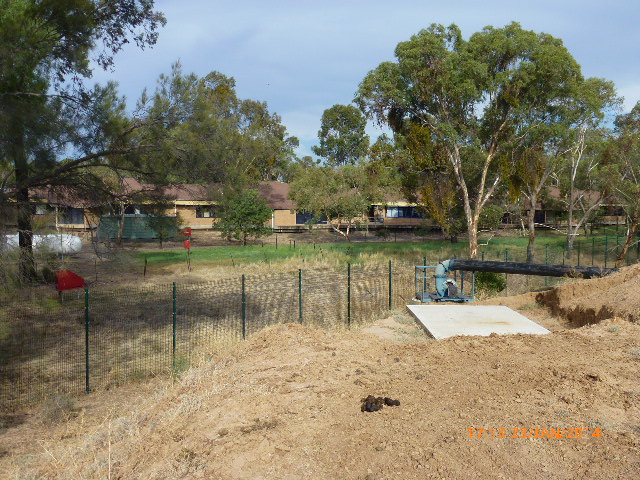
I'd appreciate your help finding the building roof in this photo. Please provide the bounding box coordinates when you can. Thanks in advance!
[258,181,294,210]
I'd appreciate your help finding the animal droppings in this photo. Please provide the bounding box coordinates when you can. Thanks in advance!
[361,395,400,412]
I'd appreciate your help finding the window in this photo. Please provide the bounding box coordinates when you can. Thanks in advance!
[124,204,146,215]
[34,204,50,215]
[61,207,84,225]
[195,205,216,218]
[386,206,422,218]
[295,210,327,224]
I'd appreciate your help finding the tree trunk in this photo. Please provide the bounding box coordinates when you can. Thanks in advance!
[526,199,537,263]
[467,217,479,259]
[12,117,37,283]
[615,207,639,267]
[117,203,125,245]
[16,185,36,282]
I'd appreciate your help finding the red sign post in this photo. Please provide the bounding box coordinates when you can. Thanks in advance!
[183,239,192,271]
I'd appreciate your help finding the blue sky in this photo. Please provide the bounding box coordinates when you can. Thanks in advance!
[91,0,640,157]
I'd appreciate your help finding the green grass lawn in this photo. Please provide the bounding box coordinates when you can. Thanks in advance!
[140,230,633,268]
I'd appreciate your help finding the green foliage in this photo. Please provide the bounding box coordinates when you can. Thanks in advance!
[0,0,165,283]
[355,22,612,257]
[375,227,390,238]
[289,164,382,240]
[218,190,272,245]
[145,214,181,248]
[139,64,298,184]
[40,266,56,284]
[478,205,505,231]
[475,271,506,295]
[312,104,369,166]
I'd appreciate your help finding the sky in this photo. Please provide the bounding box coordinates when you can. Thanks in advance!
[91,0,640,157]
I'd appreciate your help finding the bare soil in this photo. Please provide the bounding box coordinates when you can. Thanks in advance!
[1,267,640,479]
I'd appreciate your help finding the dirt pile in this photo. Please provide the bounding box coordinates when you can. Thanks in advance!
[536,263,640,326]
[2,318,639,479]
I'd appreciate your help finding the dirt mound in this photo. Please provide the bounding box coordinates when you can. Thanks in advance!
[2,319,639,479]
[536,264,640,326]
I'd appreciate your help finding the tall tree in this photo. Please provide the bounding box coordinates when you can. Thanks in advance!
[139,65,298,185]
[0,0,165,282]
[312,104,369,166]
[289,162,393,241]
[355,22,595,258]
[607,102,640,266]
[218,189,272,246]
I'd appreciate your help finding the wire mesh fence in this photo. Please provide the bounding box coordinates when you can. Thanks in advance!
[1,237,638,411]
[0,260,418,410]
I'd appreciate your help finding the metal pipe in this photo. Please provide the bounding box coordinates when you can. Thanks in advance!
[448,259,617,279]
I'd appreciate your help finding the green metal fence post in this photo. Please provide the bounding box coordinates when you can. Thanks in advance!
[298,269,303,324]
[241,274,247,339]
[504,249,509,283]
[471,272,476,300]
[592,237,595,266]
[84,288,90,393]
[347,263,351,327]
[388,260,393,310]
[605,235,608,268]
[172,282,177,372]
[577,242,581,266]
[422,256,426,298]
[545,246,549,287]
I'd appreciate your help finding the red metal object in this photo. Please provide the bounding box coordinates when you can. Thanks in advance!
[183,239,191,250]
[180,227,192,237]
[55,269,85,291]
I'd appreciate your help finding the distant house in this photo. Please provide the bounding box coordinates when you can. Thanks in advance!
[4,179,436,239]
[511,186,626,228]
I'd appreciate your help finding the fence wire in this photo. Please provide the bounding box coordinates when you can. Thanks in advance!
[1,239,638,410]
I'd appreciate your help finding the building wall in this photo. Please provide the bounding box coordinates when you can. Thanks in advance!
[274,209,298,227]
[175,205,220,229]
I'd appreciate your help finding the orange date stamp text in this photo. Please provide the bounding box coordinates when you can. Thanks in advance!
[468,427,603,439]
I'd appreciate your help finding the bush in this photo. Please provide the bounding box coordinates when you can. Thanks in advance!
[475,271,506,294]
[41,266,56,284]
[413,225,433,237]
[375,227,390,238]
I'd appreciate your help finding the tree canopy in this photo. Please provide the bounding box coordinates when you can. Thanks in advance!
[312,104,369,166]
[218,189,272,246]
[137,64,299,186]
[355,22,607,258]
[1,0,165,281]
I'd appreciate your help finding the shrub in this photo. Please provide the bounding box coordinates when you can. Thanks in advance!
[375,227,390,238]
[475,271,506,294]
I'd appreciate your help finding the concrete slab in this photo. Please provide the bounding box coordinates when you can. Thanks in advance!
[407,305,550,339]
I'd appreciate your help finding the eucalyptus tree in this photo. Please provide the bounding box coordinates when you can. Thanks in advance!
[139,65,298,186]
[355,22,598,259]
[312,104,369,166]
[0,0,165,282]
[606,102,640,266]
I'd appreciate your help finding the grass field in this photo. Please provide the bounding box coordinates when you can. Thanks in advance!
[139,231,630,269]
